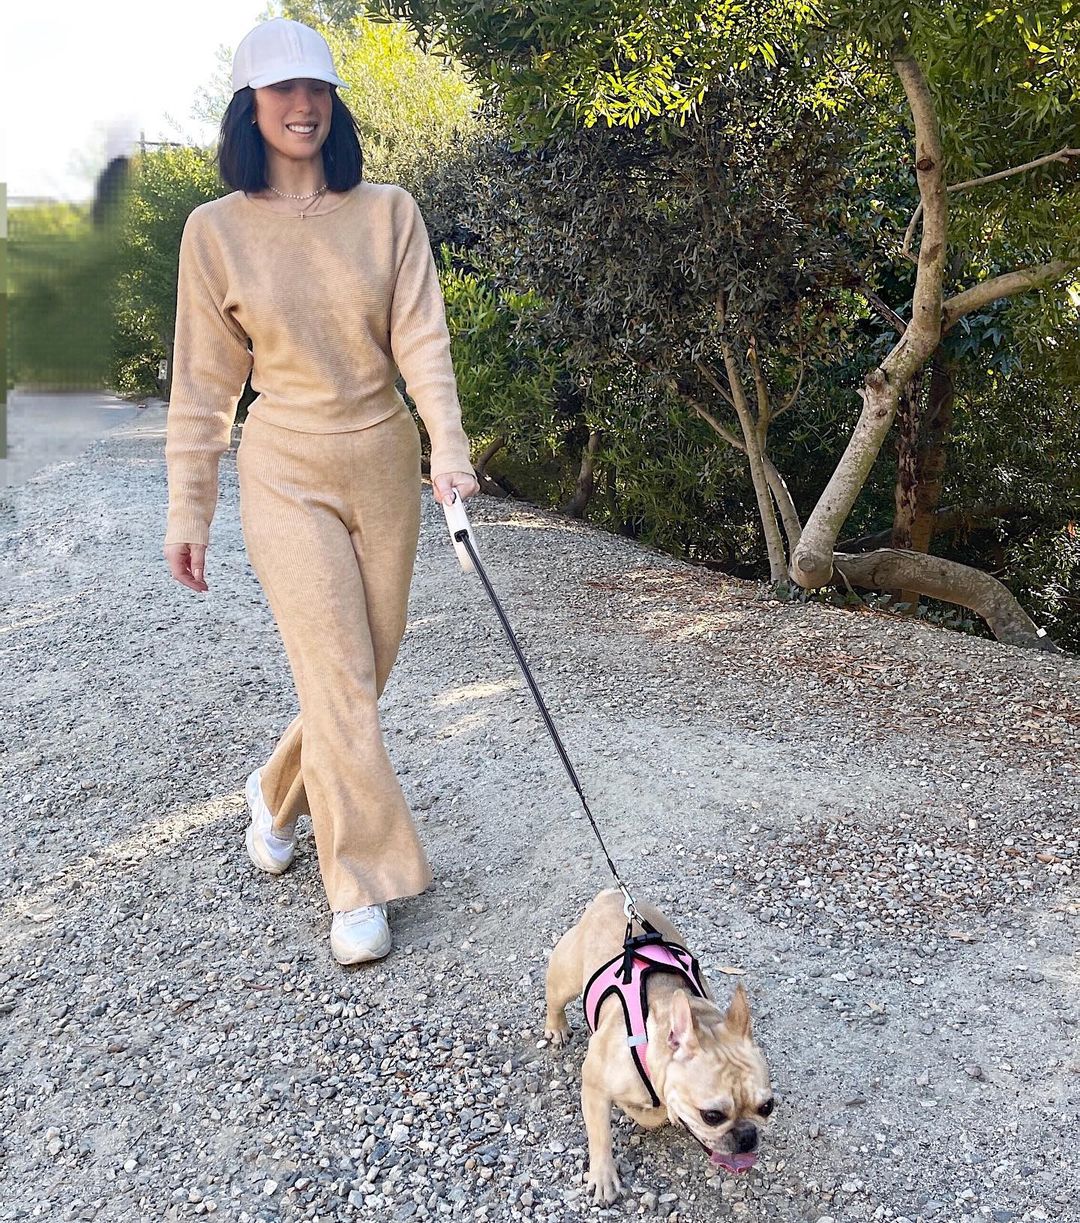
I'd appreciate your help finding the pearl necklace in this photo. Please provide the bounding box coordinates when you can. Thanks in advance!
[267,182,328,219]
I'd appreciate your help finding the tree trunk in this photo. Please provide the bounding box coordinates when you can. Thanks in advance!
[718,347,788,581]
[910,354,955,554]
[474,434,515,497]
[742,424,788,581]
[895,354,954,606]
[475,434,506,477]
[764,456,802,553]
[832,549,1059,652]
[679,386,802,557]
[679,385,802,559]
[891,372,923,550]
[792,372,914,586]
[888,353,956,607]
[562,429,600,518]
[791,50,948,589]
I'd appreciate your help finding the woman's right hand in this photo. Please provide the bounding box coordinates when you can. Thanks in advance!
[164,542,209,593]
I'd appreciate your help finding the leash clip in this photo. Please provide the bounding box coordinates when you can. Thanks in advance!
[619,882,642,928]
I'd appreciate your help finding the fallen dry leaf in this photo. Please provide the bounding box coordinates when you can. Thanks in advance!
[716,966,746,976]
[946,930,982,943]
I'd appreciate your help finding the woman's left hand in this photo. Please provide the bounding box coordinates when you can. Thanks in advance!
[432,471,480,504]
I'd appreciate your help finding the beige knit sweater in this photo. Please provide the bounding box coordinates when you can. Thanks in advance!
[163,181,473,547]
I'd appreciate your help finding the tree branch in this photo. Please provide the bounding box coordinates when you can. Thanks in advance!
[764,459,803,552]
[475,434,507,477]
[687,398,742,450]
[773,343,806,418]
[790,50,948,590]
[892,53,947,352]
[692,359,736,409]
[949,146,1080,194]
[859,286,907,336]
[902,146,1080,261]
[690,401,803,551]
[833,549,1060,652]
[942,259,1077,331]
[746,338,771,433]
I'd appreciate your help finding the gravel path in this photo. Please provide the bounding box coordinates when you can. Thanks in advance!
[1,390,146,489]
[1,405,1077,1223]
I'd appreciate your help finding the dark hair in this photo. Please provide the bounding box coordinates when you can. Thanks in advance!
[217,85,364,193]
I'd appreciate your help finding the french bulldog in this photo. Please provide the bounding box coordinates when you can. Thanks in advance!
[543,888,775,1203]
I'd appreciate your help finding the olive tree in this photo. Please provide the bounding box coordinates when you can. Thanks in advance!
[457,71,851,582]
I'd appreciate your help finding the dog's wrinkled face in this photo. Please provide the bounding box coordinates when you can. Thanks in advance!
[660,985,774,1174]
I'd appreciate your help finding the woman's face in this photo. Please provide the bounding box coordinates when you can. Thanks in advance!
[252,78,333,164]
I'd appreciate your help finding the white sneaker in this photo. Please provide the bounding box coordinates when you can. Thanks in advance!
[330,904,392,964]
[244,769,296,875]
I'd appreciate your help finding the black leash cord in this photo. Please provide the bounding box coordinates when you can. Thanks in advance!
[454,528,632,901]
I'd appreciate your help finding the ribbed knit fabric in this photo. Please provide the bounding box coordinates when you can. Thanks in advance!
[237,406,433,910]
[164,181,473,547]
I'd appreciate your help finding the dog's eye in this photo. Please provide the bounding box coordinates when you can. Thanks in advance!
[699,1109,728,1127]
[759,1098,775,1117]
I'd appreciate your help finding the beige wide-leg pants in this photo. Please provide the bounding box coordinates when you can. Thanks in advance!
[236,406,433,911]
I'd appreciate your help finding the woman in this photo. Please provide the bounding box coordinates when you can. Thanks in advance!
[162,17,479,965]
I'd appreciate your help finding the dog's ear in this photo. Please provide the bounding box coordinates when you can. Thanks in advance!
[723,983,753,1040]
[667,988,700,1059]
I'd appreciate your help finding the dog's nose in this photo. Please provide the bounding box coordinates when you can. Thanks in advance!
[731,1121,758,1153]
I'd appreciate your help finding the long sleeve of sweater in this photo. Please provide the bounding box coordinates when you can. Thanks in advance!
[162,183,473,549]
[164,211,253,547]
[387,194,473,481]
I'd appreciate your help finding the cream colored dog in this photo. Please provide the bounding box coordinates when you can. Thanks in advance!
[543,889,775,1204]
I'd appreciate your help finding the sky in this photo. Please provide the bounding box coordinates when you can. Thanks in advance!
[5,0,274,202]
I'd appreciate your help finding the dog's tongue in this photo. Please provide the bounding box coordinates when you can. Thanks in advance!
[710,1152,757,1174]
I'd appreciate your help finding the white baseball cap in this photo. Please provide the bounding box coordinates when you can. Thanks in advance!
[231,18,348,93]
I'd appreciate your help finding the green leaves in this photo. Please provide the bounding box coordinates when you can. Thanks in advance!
[439,250,564,458]
[365,0,809,140]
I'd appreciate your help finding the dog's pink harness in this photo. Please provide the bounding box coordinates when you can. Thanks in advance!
[582,925,708,1107]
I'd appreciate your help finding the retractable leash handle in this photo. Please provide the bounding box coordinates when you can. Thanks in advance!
[441,488,478,573]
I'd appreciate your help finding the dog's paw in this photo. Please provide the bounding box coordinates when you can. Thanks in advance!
[543,1022,572,1048]
[586,1162,622,1204]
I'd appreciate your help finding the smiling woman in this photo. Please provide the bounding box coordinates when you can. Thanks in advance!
[216,71,365,213]
[161,16,479,968]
